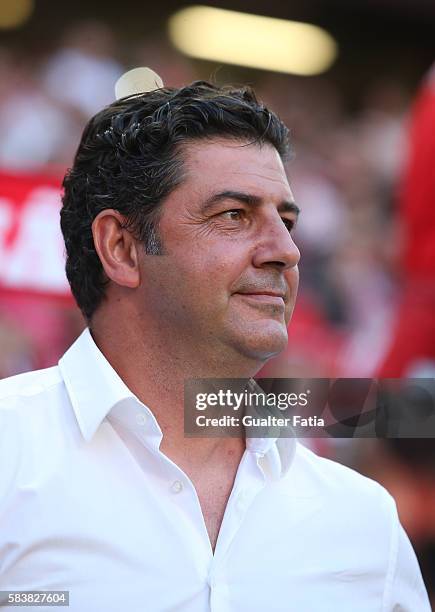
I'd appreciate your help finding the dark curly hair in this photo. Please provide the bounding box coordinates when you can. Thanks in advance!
[60,80,290,321]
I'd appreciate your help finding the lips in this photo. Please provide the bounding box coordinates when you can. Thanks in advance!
[234,289,287,303]
[241,291,286,299]
[234,292,286,307]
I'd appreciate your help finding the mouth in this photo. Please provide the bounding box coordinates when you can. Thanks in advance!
[234,292,286,307]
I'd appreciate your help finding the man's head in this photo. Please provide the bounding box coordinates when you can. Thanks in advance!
[61,80,300,369]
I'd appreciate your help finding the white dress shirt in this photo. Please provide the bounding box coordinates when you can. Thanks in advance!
[0,329,430,611]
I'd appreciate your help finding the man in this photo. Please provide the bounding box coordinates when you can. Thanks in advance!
[0,77,430,611]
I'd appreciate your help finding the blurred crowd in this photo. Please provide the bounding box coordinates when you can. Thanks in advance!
[0,20,414,377]
[0,20,434,602]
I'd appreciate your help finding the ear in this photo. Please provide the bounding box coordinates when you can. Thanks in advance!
[92,210,140,289]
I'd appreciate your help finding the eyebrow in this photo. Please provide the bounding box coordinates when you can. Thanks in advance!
[200,190,300,217]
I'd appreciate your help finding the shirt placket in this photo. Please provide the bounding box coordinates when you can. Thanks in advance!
[109,404,213,577]
[207,448,268,612]
[109,402,271,611]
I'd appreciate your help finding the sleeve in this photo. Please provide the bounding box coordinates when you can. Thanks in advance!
[383,492,432,611]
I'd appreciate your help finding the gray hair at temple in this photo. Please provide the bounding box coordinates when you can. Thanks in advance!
[60,80,291,321]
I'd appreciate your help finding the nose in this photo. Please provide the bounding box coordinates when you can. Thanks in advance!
[251,212,301,271]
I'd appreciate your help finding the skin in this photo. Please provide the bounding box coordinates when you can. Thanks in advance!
[90,138,300,549]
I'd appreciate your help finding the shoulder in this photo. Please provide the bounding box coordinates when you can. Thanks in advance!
[0,366,65,435]
[286,442,398,544]
[276,443,431,608]
[0,366,72,498]
[0,366,63,404]
[293,441,392,501]
[0,365,66,432]
[0,365,73,437]
[277,443,398,589]
[292,445,432,609]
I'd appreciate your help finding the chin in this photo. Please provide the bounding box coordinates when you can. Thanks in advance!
[233,322,289,362]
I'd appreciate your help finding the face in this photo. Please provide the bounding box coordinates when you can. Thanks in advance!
[137,138,300,369]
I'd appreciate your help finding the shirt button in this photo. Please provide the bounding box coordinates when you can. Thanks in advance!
[136,413,147,425]
[170,480,183,494]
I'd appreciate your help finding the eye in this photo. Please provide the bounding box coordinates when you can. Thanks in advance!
[282,218,296,232]
[220,209,245,220]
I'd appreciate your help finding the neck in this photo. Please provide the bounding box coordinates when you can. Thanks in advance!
[90,307,263,465]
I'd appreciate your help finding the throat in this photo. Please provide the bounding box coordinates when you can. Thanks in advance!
[167,440,246,553]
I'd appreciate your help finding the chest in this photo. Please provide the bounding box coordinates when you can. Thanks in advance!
[173,446,246,552]
[2,446,389,612]
[195,477,236,551]
[2,483,388,612]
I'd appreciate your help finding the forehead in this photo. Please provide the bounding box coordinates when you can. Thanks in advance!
[179,138,293,202]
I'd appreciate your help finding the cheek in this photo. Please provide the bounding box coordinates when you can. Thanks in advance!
[176,242,247,289]
[150,251,231,317]
[285,267,299,320]
[287,266,299,293]
[183,257,236,309]
[157,226,252,306]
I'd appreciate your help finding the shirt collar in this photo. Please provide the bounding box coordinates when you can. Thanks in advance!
[58,328,137,442]
[248,435,296,480]
[59,328,296,478]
